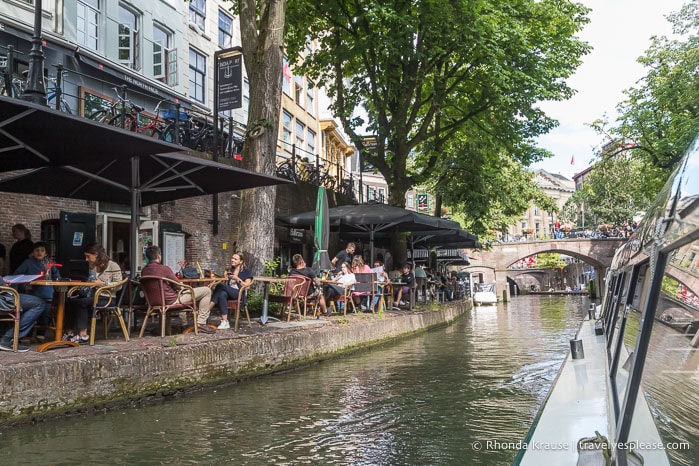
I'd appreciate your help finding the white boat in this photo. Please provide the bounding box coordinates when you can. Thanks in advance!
[515,136,699,466]
[473,283,497,305]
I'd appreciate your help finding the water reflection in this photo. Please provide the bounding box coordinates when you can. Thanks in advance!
[0,297,695,465]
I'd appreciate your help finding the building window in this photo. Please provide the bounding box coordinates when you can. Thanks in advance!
[282,57,292,96]
[295,74,304,106]
[295,120,305,154]
[533,205,539,215]
[242,78,250,118]
[306,80,314,113]
[118,5,140,70]
[407,192,414,208]
[77,0,99,51]
[378,188,385,203]
[521,222,527,229]
[218,10,233,48]
[153,24,176,86]
[307,128,316,157]
[189,0,206,32]
[189,48,206,103]
[282,110,293,152]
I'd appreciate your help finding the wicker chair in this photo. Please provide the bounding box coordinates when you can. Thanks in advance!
[138,276,198,337]
[88,277,130,345]
[0,286,21,351]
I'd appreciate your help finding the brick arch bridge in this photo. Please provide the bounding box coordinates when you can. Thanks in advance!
[464,238,627,301]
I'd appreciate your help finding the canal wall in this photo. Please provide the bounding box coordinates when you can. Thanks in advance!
[0,304,466,425]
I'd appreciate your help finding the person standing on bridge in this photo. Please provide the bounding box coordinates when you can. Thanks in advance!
[554,219,562,239]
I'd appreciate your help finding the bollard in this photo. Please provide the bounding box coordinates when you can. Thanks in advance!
[588,303,596,320]
[570,339,585,359]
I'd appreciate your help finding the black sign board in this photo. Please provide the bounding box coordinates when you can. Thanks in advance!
[289,228,305,244]
[417,193,429,211]
[215,47,243,111]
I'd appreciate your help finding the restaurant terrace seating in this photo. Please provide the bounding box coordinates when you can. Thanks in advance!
[352,273,376,313]
[88,276,130,345]
[229,280,252,331]
[138,276,198,337]
[0,285,21,351]
[269,275,307,321]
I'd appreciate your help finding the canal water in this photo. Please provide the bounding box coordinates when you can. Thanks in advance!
[1,296,696,465]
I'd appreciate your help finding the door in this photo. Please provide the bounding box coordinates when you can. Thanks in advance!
[58,211,96,279]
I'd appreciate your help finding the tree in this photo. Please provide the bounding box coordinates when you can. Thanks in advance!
[562,152,662,227]
[593,1,699,172]
[286,0,590,208]
[231,0,287,275]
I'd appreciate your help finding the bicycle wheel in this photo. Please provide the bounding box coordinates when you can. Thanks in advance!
[88,110,110,123]
[139,125,161,139]
[59,100,72,114]
[162,124,188,145]
[108,113,137,131]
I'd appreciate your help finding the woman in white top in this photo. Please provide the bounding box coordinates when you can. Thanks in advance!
[324,261,356,306]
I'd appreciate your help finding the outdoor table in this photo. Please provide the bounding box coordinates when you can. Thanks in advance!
[180,277,227,288]
[255,277,295,325]
[30,280,102,352]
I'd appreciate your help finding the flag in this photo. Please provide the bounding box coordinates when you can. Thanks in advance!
[570,155,575,166]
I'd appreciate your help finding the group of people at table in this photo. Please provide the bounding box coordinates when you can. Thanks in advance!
[0,232,444,353]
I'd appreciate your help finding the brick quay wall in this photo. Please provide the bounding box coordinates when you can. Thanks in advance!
[0,305,466,426]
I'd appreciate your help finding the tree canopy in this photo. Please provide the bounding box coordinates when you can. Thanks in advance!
[286,0,591,214]
[567,0,699,228]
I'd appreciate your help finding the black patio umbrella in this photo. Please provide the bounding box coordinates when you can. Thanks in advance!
[0,96,291,275]
[280,202,462,263]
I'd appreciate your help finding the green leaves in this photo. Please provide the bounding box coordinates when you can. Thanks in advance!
[287,0,591,211]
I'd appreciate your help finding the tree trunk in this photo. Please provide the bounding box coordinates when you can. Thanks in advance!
[236,0,286,276]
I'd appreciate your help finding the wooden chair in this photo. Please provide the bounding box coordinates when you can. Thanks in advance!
[138,276,198,337]
[329,284,356,315]
[294,277,321,318]
[269,275,307,322]
[0,286,21,351]
[352,272,376,313]
[88,277,130,345]
[230,280,253,331]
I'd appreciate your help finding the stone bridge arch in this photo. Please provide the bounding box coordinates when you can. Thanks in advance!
[465,238,626,301]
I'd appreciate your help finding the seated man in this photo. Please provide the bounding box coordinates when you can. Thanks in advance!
[141,245,214,334]
[289,254,329,317]
[0,277,45,352]
[393,263,415,309]
[14,241,60,339]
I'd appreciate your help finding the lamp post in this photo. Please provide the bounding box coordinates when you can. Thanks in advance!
[21,0,47,106]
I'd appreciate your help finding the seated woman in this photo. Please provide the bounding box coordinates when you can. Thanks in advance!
[64,243,122,343]
[209,252,253,330]
[325,261,356,312]
[350,255,372,309]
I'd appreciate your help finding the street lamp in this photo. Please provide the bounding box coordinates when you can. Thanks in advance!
[21,0,47,106]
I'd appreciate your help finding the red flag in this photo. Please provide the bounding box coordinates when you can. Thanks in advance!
[570,155,575,165]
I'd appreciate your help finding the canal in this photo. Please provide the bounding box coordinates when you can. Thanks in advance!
[1,296,696,465]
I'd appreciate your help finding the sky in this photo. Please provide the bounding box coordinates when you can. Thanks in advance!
[531,0,688,179]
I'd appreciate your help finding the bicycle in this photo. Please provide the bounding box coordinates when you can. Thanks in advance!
[108,99,166,139]
[87,88,130,124]
[276,158,299,182]
[46,74,71,114]
[161,111,216,151]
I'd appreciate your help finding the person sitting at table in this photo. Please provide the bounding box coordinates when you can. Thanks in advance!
[289,254,329,317]
[393,263,415,309]
[141,245,214,334]
[14,241,61,340]
[9,224,34,274]
[330,242,355,274]
[350,255,372,310]
[436,271,453,301]
[209,252,254,330]
[0,276,45,352]
[64,243,123,344]
[325,261,356,312]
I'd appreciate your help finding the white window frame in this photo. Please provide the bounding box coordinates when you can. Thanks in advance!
[306,79,314,113]
[218,9,233,48]
[294,74,304,106]
[282,110,293,152]
[189,0,206,32]
[189,48,206,103]
[295,120,305,154]
[307,128,316,157]
[118,5,140,70]
[77,0,99,51]
[152,24,172,80]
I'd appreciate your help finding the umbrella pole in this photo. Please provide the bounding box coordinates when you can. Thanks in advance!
[130,157,139,278]
[370,229,375,265]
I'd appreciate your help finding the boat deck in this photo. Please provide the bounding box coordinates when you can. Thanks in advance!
[518,318,670,465]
